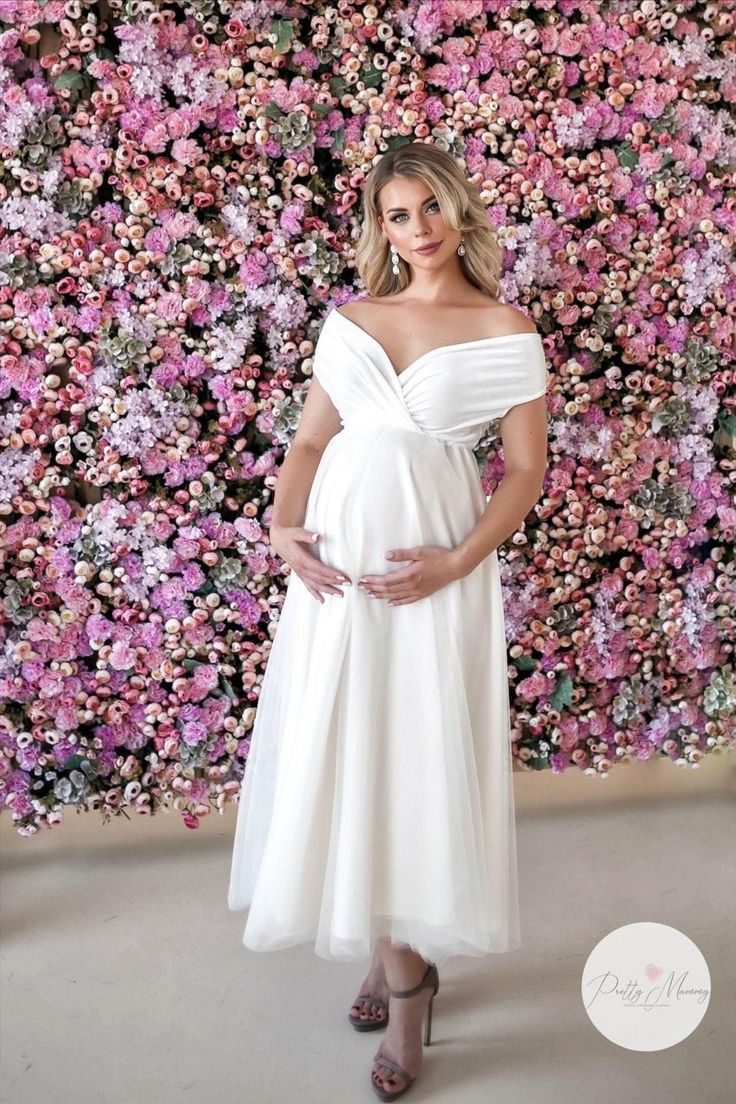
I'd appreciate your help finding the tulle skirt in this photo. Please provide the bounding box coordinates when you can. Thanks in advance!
[228,425,521,966]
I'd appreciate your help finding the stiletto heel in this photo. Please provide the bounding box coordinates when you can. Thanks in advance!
[424,991,433,1046]
[369,961,440,1101]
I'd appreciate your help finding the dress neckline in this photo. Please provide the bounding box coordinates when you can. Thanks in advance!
[331,307,540,380]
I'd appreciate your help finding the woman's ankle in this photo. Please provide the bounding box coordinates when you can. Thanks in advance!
[372,937,389,970]
[382,945,429,992]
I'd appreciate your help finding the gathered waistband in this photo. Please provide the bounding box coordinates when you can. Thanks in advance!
[336,420,475,451]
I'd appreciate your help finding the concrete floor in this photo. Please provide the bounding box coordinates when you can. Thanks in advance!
[1,753,734,1104]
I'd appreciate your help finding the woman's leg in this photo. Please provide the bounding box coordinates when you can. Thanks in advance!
[350,934,392,1023]
[371,942,435,1094]
[381,941,428,991]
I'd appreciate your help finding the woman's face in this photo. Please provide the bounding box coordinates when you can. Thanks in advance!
[378,176,459,268]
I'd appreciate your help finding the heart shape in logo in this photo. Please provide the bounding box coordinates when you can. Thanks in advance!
[644,963,664,981]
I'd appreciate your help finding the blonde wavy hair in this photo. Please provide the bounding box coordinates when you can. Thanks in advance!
[354,143,503,299]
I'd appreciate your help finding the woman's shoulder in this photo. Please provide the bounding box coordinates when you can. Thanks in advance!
[334,297,384,321]
[487,301,539,336]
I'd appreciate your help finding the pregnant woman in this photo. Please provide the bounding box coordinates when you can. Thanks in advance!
[228,142,549,1100]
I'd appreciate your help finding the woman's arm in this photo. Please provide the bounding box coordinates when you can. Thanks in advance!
[270,376,342,532]
[268,377,352,602]
[451,393,548,577]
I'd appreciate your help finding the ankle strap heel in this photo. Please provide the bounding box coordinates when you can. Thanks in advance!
[370,962,441,1100]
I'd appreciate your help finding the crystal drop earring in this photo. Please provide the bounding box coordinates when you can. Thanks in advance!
[457,235,465,256]
[390,243,400,276]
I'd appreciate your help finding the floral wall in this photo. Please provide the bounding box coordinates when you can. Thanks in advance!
[0,0,734,836]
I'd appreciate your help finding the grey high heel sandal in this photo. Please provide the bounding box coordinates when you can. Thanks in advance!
[369,961,440,1101]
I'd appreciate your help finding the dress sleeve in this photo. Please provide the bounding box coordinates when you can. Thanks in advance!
[311,327,329,387]
[310,311,337,394]
[491,334,548,421]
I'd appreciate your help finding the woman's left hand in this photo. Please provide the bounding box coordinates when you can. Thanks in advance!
[357,545,466,605]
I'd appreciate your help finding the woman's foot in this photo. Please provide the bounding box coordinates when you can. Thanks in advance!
[371,967,434,1095]
[350,941,391,1027]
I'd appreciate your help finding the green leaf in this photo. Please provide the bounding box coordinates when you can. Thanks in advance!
[64,753,87,771]
[329,76,349,98]
[219,676,237,701]
[385,135,414,151]
[513,655,537,672]
[270,18,294,55]
[549,672,573,711]
[362,65,383,89]
[53,70,85,91]
[617,142,639,171]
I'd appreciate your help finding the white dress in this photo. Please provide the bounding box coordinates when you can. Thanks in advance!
[228,306,548,967]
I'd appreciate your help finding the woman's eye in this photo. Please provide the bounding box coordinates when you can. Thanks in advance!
[391,202,439,223]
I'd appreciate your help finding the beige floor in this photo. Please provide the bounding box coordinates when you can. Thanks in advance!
[1,753,734,1104]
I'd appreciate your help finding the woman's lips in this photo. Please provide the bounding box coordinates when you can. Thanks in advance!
[415,242,441,254]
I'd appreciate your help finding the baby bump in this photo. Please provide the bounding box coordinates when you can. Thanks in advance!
[303,426,483,579]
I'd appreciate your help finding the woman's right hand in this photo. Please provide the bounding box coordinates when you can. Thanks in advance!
[269,524,352,604]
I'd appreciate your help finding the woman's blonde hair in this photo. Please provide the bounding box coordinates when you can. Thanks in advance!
[354,142,503,299]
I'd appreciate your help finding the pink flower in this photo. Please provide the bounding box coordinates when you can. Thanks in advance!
[171,138,202,167]
[109,641,136,671]
[145,226,170,252]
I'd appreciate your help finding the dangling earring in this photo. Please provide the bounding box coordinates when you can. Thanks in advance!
[390,242,400,275]
[457,235,466,256]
